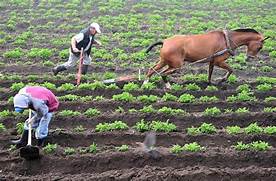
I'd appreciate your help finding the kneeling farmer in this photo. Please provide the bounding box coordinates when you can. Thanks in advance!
[12,86,59,148]
[52,22,102,75]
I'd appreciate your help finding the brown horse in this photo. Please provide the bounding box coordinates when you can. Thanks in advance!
[143,28,269,89]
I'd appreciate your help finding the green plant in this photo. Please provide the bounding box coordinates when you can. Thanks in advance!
[43,143,57,154]
[234,141,250,151]
[141,82,156,90]
[112,92,135,102]
[260,66,273,72]
[185,83,201,91]
[74,125,85,132]
[161,93,178,102]
[256,83,272,91]
[116,144,129,152]
[264,96,276,103]
[59,94,80,101]
[203,107,221,116]
[58,110,81,117]
[158,107,186,115]
[183,142,203,152]
[10,82,25,92]
[236,84,251,92]
[57,83,75,91]
[0,110,13,118]
[95,121,128,132]
[250,141,271,151]
[84,108,101,117]
[198,96,219,103]
[106,84,119,90]
[227,74,238,84]
[150,120,177,132]
[244,123,263,134]
[115,106,125,113]
[187,126,200,135]
[139,105,156,114]
[16,122,24,135]
[170,144,184,154]
[171,83,183,91]
[226,126,242,134]
[123,82,140,92]
[3,48,24,59]
[263,107,276,113]
[205,85,218,91]
[134,119,150,132]
[227,91,256,102]
[8,145,16,152]
[137,95,158,104]
[198,123,217,134]
[88,143,97,153]
[0,123,6,132]
[64,147,76,155]
[263,126,276,135]
[235,107,250,113]
[178,93,195,103]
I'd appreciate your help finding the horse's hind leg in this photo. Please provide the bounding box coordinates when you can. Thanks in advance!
[208,61,214,85]
[161,67,177,89]
[143,59,166,84]
[216,61,233,83]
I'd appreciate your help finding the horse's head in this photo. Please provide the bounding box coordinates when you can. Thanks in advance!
[246,35,270,61]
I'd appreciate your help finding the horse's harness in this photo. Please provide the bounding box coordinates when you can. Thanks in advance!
[190,30,237,65]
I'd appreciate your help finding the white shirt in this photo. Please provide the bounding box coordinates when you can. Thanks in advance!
[74,33,93,52]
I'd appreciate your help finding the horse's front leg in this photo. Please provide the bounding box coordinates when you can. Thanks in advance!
[208,61,214,85]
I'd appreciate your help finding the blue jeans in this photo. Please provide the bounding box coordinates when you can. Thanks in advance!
[24,111,53,139]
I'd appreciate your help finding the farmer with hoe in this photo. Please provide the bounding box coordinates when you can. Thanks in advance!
[11,86,59,148]
[52,22,102,75]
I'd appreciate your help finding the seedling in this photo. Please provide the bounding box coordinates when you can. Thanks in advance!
[134,119,150,132]
[84,108,101,117]
[116,144,129,152]
[183,142,203,152]
[250,141,271,151]
[235,107,250,114]
[0,123,6,132]
[203,107,221,116]
[170,144,184,154]
[88,143,97,153]
[198,96,219,103]
[8,145,16,152]
[161,93,178,102]
[178,93,195,103]
[198,123,217,134]
[74,125,85,132]
[158,107,186,115]
[58,110,81,117]
[256,83,272,91]
[123,82,140,92]
[150,120,177,132]
[244,123,263,134]
[64,147,76,155]
[16,122,24,135]
[226,126,242,134]
[264,126,276,135]
[234,141,250,151]
[112,92,135,102]
[187,126,200,135]
[141,82,156,90]
[205,85,218,91]
[43,143,57,154]
[185,83,201,91]
[137,95,158,104]
[139,105,156,114]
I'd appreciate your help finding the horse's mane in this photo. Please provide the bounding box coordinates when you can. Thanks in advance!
[233,28,259,34]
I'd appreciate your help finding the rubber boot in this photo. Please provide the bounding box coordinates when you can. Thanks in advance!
[81,65,89,75]
[52,65,67,76]
[37,138,46,147]
[11,130,28,149]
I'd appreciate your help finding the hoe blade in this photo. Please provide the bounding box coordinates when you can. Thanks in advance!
[20,145,40,160]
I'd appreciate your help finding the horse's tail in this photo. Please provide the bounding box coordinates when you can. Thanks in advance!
[145,41,163,53]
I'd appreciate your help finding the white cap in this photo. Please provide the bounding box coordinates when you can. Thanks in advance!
[90,22,101,33]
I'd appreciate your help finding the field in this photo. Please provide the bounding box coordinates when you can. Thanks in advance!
[0,0,275,180]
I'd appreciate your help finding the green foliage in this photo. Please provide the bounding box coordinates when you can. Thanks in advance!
[16,122,24,135]
[84,108,101,117]
[235,107,250,113]
[0,110,13,118]
[234,141,250,151]
[226,126,242,134]
[256,77,276,85]
[43,143,57,154]
[263,126,276,135]
[161,93,178,102]
[112,92,135,102]
[171,83,183,91]
[41,82,56,90]
[106,84,119,90]
[170,144,184,154]
[134,119,150,132]
[178,93,195,103]
[185,83,201,91]
[244,123,263,134]
[183,142,203,152]
[59,49,69,59]
[78,81,106,90]
[59,94,80,101]
[227,75,238,84]
[264,96,276,103]
[3,48,24,59]
[141,82,156,90]
[95,121,128,132]
[263,107,276,113]
[57,83,75,91]
[187,126,200,135]
[158,106,186,115]
[137,95,158,104]
[123,82,140,92]
[203,107,221,116]
[116,144,129,152]
[150,120,177,132]
[205,85,218,91]
[139,105,156,114]
[260,66,273,72]
[250,141,271,151]
[0,123,6,132]
[64,147,76,155]
[58,110,81,117]
[198,123,217,134]
[74,125,85,132]
[8,145,16,152]
[256,83,272,91]
[198,96,219,103]
[10,82,25,92]
[88,143,97,153]
[27,48,53,59]
[236,84,251,92]
[227,91,256,102]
